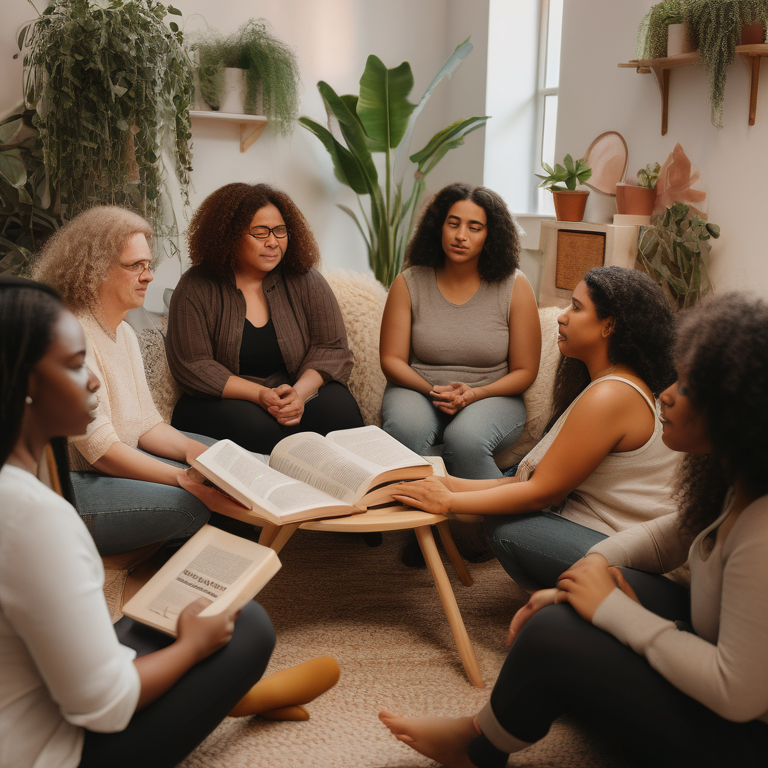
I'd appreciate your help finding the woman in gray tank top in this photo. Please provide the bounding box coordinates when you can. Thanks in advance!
[380,183,541,482]
[390,267,678,588]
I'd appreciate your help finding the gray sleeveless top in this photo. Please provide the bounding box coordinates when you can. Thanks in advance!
[402,266,518,388]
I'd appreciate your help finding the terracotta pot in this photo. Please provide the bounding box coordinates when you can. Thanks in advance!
[552,190,590,222]
[741,22,765,45]
[615,185,657,216]
[667,24,695,56]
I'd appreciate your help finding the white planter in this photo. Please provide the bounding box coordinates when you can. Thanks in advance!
[218,68,247,114]
[667,24,695,56]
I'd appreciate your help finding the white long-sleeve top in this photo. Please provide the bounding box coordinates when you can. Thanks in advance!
[589,494,768,723]
[0,465,140,768]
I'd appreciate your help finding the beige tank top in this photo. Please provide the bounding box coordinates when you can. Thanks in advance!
[517,375,681,535]
[402,266,518,388]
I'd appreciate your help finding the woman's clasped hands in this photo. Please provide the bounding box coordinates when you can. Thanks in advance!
[507,554,640,644]
[429,382,477,415]
[258,383,305,426]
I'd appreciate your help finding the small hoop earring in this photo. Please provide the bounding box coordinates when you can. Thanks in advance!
[25,395,33,405]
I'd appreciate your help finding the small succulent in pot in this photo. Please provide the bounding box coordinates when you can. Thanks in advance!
[536,154,592,191]
[637,162,661,188]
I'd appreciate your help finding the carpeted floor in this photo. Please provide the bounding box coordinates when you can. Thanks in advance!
[108,527,633,768]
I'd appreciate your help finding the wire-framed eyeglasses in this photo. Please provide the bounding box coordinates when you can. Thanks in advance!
[119,260,153,275]
[247,225,288,240]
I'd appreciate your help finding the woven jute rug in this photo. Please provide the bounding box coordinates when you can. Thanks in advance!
[109,527,632,768]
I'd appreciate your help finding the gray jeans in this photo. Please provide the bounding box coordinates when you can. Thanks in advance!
[485,511,608,592]
[69,432,216,556]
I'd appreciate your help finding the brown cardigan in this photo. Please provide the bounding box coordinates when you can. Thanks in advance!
[166,265,353,399]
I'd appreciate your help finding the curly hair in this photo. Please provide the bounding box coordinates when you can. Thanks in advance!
[548,266,677,428]
[188,183,321,278]
[674,293,768,538]
[404,183,521,283]
[32,206,152,313]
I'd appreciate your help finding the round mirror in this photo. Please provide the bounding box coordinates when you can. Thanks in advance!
[582,131,628,196]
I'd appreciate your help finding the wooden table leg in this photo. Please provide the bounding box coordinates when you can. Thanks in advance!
[435,521,473,587]
[415,526,484,688]
[257,523,299,554]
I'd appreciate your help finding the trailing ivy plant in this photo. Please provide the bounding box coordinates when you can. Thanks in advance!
[0,111,61,276]
[194,19,300,136]
[636,201,720,309]
[637,0,687,59]
[20,0,194,260]
[685,0,768,127]
[300,38,488,287]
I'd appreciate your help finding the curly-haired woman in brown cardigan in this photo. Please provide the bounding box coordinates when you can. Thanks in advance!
[166,183,363,453]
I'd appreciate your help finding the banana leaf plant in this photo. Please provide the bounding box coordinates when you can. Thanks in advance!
[300,38,489,287]
[0,111,60,276]
[636,202,720,310]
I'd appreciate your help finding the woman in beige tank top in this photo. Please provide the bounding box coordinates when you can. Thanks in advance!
[391,266,678,589]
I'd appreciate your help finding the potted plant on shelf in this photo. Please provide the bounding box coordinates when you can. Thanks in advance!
[299,38,488,287]
[616,162,660,217]
[637,0,693,58]
[536,154,592,222]
[194,19,300,136]
[684,0,768,127]
[635,201,720,309]
[20,0,193,260]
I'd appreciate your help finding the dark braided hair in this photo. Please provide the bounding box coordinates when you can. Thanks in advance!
[404,182,521,283]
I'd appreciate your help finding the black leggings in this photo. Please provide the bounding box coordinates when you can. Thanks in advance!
[78,602,275,768]
[468,570,768,768]
[172,382,364,454]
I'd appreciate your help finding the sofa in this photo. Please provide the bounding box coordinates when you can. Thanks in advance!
[128,269,562,469]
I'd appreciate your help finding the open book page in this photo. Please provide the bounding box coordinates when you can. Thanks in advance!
[196,440,354,522]
[326,425,431,471]
[122,525,281,636]
[269,432,386,505]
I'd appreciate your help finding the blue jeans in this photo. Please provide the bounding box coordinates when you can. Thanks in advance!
[381,386,527,479]
[485,511,608,592]
[69,432,216,556]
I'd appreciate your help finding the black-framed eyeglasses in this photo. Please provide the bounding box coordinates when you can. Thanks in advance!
[248,225,288,240]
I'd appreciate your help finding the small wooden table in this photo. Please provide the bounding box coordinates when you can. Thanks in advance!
[257,507,483,688]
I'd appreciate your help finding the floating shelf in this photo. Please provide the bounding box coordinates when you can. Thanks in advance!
[189,111,268,152]
[618,44,768,134]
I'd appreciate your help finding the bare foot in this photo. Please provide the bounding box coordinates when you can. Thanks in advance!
[378,711,477,768]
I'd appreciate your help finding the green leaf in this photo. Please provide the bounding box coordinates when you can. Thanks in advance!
[410,115,489,167]
[0,149,27,188]
[564,154,575,174]
[356,55,416,150]
[169,22,178,33]
[298,117,369,194]
[167,5,183,16]
[0,119,22,145]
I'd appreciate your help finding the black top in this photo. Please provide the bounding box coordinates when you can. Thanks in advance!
[238,318,287,379]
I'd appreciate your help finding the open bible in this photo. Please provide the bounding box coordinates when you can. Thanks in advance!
[191,425,432,525]
[122,525,281,636]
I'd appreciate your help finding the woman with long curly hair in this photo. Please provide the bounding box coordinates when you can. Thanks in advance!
[380,183,541,481]
[32,207,213,556]
[391,266,680,588]
[381,292,768,768]
[166,183,363,453]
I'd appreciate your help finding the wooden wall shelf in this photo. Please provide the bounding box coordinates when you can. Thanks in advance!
[189,111,268,152]
[618,44,768,134]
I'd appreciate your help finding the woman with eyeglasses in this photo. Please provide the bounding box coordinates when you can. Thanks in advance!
[165,183,364,454]
[33,207,215,556]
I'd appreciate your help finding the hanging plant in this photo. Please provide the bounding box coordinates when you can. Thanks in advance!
[194,19,300,136]
[637,0,687,59]
[0,110,61,276]
[685,0,768,127]
[636,201,720,309]
[20,0,194,260]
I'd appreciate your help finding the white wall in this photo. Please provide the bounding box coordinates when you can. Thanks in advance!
[557,0,768,295]
[1,0,490,311]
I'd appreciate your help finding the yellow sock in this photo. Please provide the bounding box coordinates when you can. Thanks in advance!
[228,656,340,718]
